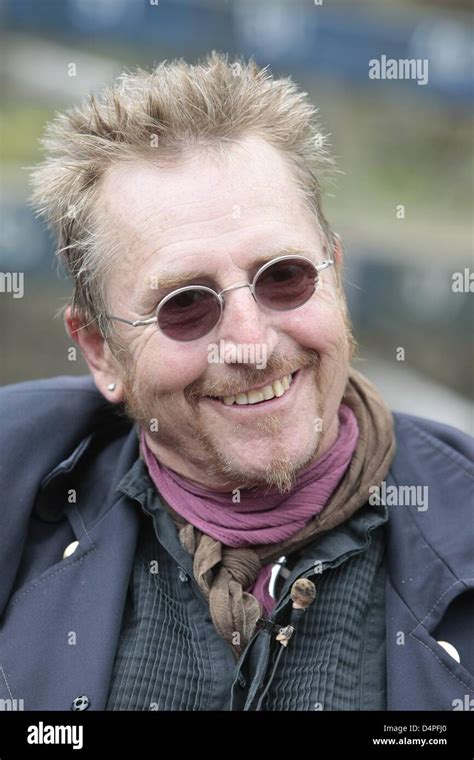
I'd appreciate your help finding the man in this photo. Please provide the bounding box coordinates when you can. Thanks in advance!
[1,54,472,712]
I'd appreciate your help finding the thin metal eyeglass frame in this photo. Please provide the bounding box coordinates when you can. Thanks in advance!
[105,255,334,336]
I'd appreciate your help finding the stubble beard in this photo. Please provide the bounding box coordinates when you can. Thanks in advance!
[121,353,332,494]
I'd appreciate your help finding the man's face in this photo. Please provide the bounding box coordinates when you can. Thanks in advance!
[99,137,351,492]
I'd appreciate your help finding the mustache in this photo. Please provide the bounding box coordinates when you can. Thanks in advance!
[185,348,321,401]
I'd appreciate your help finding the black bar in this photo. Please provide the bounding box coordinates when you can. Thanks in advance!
[0,710,472,757]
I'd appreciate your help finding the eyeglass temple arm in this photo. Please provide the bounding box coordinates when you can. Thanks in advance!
[317,259,334,271]
[106,315,158,327]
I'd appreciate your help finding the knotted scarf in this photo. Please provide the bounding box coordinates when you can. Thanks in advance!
[141,368,396,656]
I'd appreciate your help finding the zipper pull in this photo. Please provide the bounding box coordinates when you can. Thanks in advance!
[275,578,317,647]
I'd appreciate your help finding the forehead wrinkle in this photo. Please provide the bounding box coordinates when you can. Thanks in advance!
[100,160,321,281]
[101,160,307,243]
[111,200,286,276]
[134,198,285,244]
[136,212,323,270]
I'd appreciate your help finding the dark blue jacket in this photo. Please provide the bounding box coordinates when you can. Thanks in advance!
[0,376,473,711]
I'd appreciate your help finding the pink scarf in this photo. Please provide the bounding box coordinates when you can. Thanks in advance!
[141,404,359,614]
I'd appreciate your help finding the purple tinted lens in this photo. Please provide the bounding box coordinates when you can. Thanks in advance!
[157,288,221,341]
[255,258,317,310]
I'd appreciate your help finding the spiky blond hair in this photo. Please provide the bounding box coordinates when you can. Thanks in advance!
[30,52,335,332]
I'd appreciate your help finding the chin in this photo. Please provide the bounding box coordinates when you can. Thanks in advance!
[219,435,319,493]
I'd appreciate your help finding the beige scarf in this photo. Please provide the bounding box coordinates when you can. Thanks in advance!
[157,368,396,656]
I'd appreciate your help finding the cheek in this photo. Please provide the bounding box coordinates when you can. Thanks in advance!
[132,340,209,395]
[282,300,347,352]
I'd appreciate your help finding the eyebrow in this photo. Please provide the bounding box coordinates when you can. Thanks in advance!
[138,246,318,297]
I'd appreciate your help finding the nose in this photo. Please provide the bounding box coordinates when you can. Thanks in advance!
[215,286,278,366]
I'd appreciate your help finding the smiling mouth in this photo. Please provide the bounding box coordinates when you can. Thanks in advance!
[204,371,298,407]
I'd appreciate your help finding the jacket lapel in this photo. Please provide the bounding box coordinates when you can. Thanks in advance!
[0,424,140,710]
[0,494,139,710]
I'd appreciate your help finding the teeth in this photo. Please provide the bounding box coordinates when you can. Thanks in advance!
[247,390,265,404]
[273,380,284,397]
[262,385,274,400]
[218,373,294,406]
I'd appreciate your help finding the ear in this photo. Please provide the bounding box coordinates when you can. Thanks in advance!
[65,305,125,403]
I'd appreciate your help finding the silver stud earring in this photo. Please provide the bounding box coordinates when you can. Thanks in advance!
[107,383,116,391]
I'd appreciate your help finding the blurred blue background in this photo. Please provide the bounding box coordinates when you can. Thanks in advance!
[1,0,473,432]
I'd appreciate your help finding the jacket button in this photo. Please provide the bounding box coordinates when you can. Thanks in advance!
[71,695,90,711]
[437,640,461,664]
[237,673,247,688]
[178,567,189,583]
[63,541,79,560]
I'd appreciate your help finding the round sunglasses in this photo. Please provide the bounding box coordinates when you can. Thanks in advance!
[106,255,334,342]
